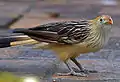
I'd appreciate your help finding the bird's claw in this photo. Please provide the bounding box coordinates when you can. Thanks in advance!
[72,67,98,74]
[57,71,88,77]
[70,71,88,77]
[80,69,98,74]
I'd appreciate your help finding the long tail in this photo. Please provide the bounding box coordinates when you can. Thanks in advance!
[0,29,39,48]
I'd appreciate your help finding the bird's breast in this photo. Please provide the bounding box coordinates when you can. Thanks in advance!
[84,26,110,51]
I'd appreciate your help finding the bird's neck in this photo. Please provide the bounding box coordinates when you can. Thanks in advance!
[100,25,111,46]
[86,24,111,49]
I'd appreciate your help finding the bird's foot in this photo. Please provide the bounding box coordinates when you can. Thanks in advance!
[80,69,98,74]
[72,67,98,74]
[57,71,88,77]
[70,71,88,77]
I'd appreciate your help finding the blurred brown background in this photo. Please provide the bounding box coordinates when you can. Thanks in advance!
[0,0,120,82]
[0,0,119,29]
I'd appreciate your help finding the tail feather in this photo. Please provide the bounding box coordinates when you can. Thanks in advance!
[10,39,38,46]
[0,28,40,48]
[12,28,27,33]
[0,35,38,48]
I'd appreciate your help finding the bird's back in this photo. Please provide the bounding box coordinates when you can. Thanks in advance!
[13,21,91,44]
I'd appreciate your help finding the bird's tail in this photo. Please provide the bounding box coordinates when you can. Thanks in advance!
[0,35,39,48]
[0,29,39,48]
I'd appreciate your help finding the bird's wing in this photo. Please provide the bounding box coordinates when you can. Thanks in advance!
[14,21,91,44]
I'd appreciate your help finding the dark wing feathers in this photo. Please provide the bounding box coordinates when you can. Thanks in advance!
[14,21,91,44]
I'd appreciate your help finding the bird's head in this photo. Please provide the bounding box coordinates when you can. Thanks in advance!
[91,15,113,30]
[93,15,113,26]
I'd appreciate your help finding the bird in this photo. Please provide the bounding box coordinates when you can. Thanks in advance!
[0,15,113,76]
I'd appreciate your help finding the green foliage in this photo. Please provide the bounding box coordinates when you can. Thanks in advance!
[0,71,22,82]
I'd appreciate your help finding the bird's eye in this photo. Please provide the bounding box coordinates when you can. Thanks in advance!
[100,19,103,22]
[109,18,112,22]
